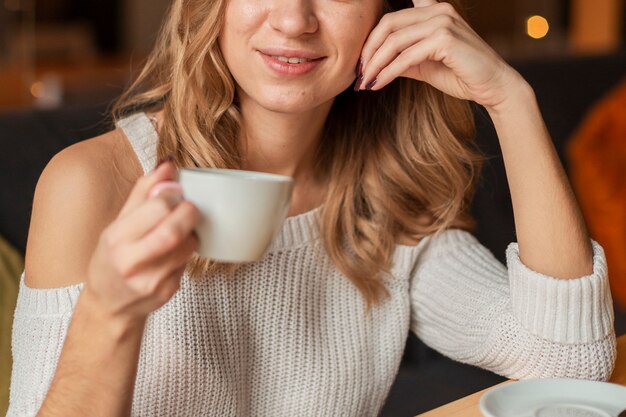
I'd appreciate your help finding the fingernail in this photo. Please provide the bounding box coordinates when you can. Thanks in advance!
[355,58,363,77]
[353,75,363,92]
[149,181,183,199]
[365,78,377,90]
[149,182,184,208]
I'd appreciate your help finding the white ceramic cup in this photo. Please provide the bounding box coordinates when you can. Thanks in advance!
[178,168,293,262]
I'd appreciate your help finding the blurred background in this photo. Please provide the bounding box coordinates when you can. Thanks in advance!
[0,1,625,416]
[0,0,623,109]
[0,0,169,109]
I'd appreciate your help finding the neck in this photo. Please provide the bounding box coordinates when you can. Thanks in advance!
[238,92,333,184]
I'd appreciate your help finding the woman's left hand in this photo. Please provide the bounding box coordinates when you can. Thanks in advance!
[358,0,527,112]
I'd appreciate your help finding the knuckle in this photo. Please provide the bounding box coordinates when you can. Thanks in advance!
[387,31,400,48]
[380,15,397,35]
[379,13,392,29]
[437,2,457,16]
[437,13,456,27]
[159,224,184,247]
[115,256,136,279]
[435,27,455,44]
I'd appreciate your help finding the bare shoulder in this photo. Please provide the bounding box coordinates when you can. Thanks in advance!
[24,129,143,289]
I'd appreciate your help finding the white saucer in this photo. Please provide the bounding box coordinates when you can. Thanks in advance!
[480,378,626,417]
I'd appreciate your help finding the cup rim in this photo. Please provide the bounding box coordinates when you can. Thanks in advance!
[180,167,293,183]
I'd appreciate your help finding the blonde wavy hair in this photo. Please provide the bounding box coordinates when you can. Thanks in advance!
[113,0,483,307]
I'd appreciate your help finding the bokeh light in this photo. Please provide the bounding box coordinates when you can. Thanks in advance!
[527,15,550,39]
[30,81,44,98]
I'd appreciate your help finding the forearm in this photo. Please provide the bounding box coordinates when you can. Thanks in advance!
[37,288,146,417]
[487,80,593,279]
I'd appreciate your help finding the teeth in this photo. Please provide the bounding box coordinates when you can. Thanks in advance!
[273,56,312,64]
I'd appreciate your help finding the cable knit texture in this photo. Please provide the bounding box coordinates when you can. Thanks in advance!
[7,113,616,416]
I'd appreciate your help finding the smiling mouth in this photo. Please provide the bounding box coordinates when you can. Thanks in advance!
[269,55,324,64]
[259,51,325,76]
[273,56,313,64]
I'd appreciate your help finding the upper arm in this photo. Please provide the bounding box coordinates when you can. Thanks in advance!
[24,132,132,289]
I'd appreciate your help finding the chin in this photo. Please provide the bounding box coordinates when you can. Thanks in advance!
[252,87,329,114]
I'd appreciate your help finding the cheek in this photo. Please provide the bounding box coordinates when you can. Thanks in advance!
[328,8,379,54]
[324,10,379,80]
[219,1,265,51]
[233,2,265,30]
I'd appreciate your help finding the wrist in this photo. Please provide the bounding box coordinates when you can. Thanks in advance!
[485,72,536,119]
[40,285,145,417]
[77,285,147,342]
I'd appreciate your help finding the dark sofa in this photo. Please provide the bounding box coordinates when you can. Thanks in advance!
[1,53,625,416]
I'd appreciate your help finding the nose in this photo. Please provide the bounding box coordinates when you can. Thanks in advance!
[268,0,319,37]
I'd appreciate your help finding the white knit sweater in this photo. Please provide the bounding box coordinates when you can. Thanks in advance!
[8,113,616,417]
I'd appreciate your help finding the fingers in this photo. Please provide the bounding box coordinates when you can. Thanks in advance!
[123,200,202,271]
[102,162,199,287]
[361,3,459,68]
[109,180,184,243]
[361,14,453,90]
[134,234,198,290]
[368,35,451,91]
[107,199,200,281]
[148,181,183,200]
[358,2,473,92]
[109,197,176,243]
[123,254,191,310]
[118,161,178,218]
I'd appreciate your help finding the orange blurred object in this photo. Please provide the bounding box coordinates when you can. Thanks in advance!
[0,57,131,110]
[568,78,626,308]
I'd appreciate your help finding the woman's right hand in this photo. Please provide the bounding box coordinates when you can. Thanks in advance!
[83,161,201,324]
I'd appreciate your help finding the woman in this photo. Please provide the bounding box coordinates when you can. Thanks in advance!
[8,0,616,416]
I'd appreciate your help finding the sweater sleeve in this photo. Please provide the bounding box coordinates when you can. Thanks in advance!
[409,229,616,381]
[6,273,84,417]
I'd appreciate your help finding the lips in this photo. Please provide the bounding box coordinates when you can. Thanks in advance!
[258,48,325,60]
[257,48,326,77]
